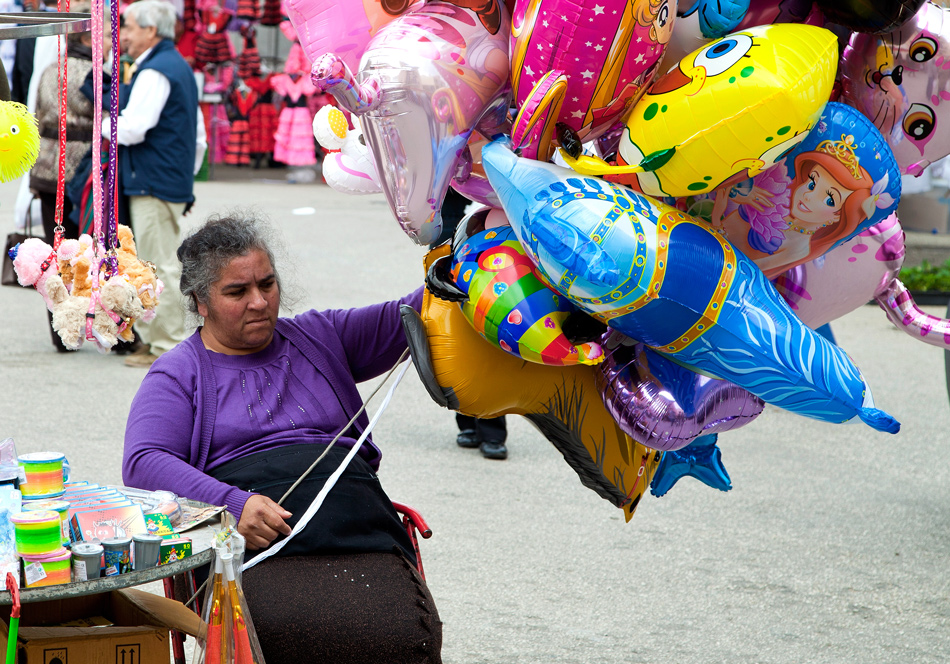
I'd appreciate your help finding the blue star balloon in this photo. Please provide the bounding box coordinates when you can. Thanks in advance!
[650,434,732,497]
[481,139,899,434]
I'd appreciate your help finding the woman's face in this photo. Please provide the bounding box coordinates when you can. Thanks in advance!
[197,249,280,355]
[791,163,853,228]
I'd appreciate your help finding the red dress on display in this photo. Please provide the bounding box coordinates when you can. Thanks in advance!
[247,75,279,159]
[237,27,261,80]
[194,2,234,69]
[226,86,259,166]
[260,0,282,25]
[236,0,259,22]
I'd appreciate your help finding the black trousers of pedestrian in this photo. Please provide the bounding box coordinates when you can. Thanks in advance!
[456,414,507,443]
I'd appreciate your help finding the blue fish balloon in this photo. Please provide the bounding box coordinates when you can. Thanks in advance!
[481,139,899,434]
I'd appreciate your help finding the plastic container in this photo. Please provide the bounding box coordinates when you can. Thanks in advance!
[11,510,63,556]
[101,536,132,576]
[22,499,71,545]
[70,541,104,581]
[132,533,163,570]
[17,452,68,498]
[21,547,71,587]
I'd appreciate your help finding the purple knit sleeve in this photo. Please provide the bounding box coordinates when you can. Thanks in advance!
[296,287,423,383]
[123,370,255,521]
[332,286,423,382]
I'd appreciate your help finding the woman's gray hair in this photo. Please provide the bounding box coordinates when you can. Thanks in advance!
[178,212,293,316]
[124,0,177,40]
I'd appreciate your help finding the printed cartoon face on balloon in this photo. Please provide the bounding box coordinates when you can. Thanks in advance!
[508,0,676,160]
[840,1,950,176]
[704,103,901,279]
[559,23,838,198]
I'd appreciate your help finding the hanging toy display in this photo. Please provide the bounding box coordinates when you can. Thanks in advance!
[0,100,40,182]
[8,0,164,354]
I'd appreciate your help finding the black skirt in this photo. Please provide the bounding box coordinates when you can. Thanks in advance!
[208,443,416,566]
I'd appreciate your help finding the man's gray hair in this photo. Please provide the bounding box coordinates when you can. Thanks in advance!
[124,0,177,40]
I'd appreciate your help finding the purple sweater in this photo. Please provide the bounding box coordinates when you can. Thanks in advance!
[123,288,423,521]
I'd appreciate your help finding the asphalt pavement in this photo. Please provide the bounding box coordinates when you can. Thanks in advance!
[1,167,948,664]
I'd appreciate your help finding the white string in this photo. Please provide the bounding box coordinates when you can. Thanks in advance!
[242,360,411,571]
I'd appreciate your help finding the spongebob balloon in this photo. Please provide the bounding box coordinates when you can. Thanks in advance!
[482,138,901,435]
[0,101,40,183]
[560,23,838,198]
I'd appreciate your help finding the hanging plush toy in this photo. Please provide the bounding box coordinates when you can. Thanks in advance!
[0,101,40,182]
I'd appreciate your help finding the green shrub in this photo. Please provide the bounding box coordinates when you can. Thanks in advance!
[899,259,950,292]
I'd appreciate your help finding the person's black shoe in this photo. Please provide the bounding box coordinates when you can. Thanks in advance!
[456,429,480,448]
[113,337,146,356]
[480,440,508,460]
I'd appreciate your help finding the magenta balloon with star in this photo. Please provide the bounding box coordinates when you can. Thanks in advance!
[509,0,676,149]
[840,1,950,177]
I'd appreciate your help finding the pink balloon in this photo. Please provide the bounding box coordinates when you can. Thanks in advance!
[312,1,511,245]
[509,0,675,145]
[840,2,950,177]
[773,214,905,328]
[286,0,423,73]
[774,213,950,348]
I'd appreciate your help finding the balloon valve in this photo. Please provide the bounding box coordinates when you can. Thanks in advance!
[311,54,380,115]
[556,122,582,160]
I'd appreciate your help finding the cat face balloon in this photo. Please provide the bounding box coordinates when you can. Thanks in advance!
[841,1,950,176]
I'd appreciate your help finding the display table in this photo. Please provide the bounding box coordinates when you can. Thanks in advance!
[0,524,214,606]
[0,500,224,664]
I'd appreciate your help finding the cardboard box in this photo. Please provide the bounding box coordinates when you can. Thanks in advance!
[0,588,202,664]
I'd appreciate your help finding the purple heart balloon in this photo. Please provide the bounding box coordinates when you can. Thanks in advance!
[597,332,765,451]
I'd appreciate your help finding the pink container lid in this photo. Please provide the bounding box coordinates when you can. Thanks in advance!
[10,510,60,524]
[20,547,70,562]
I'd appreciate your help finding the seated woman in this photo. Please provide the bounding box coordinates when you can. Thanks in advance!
[122,214,441,663]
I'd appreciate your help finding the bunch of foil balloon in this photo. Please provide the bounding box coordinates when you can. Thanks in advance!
[291,0,950,516]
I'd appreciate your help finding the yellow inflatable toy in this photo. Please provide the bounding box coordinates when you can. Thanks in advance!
[0,101,40,183]
[560,23,838,198]
[403,246,660,521]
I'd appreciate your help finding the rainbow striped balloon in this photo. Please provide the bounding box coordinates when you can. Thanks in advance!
[451,226,603,367]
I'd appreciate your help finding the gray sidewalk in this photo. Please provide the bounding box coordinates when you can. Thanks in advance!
[1,170,949,663]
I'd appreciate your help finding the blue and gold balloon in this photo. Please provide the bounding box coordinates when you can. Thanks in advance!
[481,138,900,434]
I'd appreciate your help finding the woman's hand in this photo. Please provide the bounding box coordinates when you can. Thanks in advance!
[238,494,293,550]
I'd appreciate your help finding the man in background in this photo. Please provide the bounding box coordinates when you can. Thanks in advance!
[105,0,206,367]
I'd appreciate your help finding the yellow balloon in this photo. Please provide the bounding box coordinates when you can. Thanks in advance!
[0,101,40,183]
[561,23,838,198]
[405,246,660,521]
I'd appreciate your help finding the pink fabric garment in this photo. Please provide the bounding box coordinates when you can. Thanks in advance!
[283,41,309,74]
[272,73,317,166]
[202,102,231,164]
